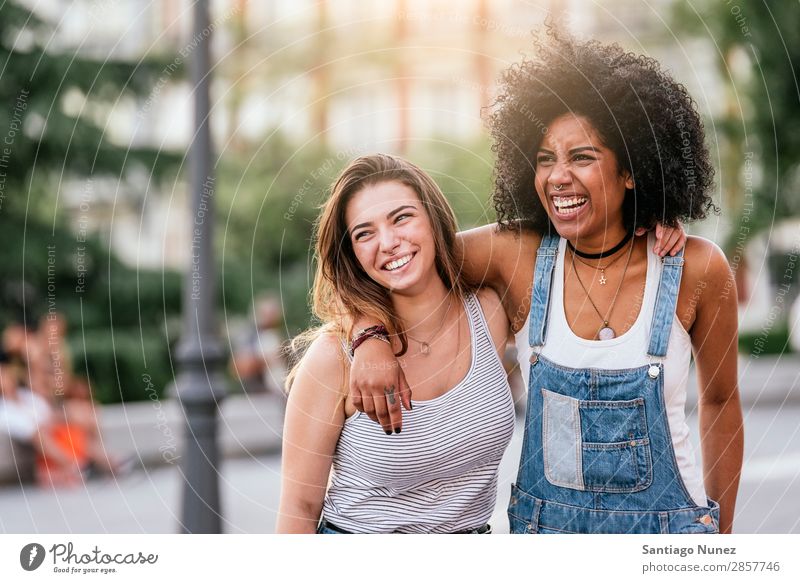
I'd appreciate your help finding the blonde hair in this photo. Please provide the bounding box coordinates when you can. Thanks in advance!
[286,153,472,390]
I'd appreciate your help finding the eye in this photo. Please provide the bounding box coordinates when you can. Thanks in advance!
[536,153,554,165]
[353,230,371,242]
[394,213,412,223]
[573,153,595,162]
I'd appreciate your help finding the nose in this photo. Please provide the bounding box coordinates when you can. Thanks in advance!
[548,159,571,190]
[378,226,400,255]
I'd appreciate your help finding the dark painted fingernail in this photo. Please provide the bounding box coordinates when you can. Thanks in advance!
[394,428,401,434]
[385,430,392,435]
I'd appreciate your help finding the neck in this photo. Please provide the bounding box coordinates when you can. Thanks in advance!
[568,224,629,258]
[391,278,453,335]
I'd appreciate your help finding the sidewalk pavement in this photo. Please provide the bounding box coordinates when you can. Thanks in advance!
[2,404,799,534]
[0,355,797,533]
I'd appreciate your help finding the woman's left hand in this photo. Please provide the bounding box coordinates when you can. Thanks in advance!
[636,222,687,257]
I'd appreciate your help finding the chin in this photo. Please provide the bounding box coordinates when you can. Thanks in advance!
[551,217,601,242]
[546,219,579,241]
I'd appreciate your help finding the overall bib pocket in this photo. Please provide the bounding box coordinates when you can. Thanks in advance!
[542,388,653,493]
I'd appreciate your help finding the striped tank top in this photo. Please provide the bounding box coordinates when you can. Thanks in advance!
[322,293,515,533]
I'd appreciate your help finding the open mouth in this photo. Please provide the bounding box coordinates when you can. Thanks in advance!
[382,253,414,271]
[552,195,588,217]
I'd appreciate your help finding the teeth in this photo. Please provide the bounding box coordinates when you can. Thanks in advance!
[552,196,587,208]
[553,196,587,211]
[385,254,412,271]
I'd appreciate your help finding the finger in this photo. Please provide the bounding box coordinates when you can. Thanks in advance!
[674,230,687,256]
[634,227,647,237]
[662,229,681,257]
[361,392,378,424]
[351,385,364,412]
[373,396,393,435]
[385,383,403,433]
[398,368,412,411]
[653,223,665,255]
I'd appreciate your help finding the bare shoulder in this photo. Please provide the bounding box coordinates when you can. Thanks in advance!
[460,222,540,254]
[475,287,508,328]
[682,236,734,291]
[476,285,503,310]
[291,332,350,398]
[474,287,511,353]
[459,223,540,284]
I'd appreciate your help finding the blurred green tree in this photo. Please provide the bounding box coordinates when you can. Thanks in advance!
[672,1,800,244]
[0,1,182,402]
[0,1,175,217]
[216,136,493,337]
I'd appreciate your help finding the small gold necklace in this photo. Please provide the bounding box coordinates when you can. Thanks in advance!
[570,238,635,340]
[405,296,454,355]
[572,247,629,285]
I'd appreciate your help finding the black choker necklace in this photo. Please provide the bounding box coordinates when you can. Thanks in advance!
[568,230,633,260]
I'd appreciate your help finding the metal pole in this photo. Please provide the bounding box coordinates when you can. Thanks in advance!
[175,0,226,534]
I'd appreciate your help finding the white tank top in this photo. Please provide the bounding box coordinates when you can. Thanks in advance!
[322,293,516,533]
[514,233,707,507]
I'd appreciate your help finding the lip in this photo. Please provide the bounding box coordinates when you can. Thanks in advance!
[549,193,590,222]
[381,252,415,273]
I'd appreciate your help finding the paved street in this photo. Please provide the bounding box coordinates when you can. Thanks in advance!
[1,401,798,534]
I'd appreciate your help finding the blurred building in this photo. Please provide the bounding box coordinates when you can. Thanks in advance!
[38,0,795,335]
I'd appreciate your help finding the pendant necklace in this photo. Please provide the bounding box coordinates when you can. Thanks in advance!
[567,230,633,259]
[571,247,629,285]
[570,237,635,340]
[405,296,454,355]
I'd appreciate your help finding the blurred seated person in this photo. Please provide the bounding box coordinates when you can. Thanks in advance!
[230,295,288,394]
[3,317,124,484]
[37,314,124,478]
[0,343,84,485]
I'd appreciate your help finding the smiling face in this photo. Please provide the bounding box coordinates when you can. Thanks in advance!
[345,180,438,296]
[534,114,634,248]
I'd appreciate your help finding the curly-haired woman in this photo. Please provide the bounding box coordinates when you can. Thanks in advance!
[349,30,743,534]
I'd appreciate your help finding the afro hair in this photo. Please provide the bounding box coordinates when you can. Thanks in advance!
[489,28,717,233]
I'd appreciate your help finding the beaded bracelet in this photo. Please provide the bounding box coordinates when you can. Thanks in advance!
[350,324,390,357]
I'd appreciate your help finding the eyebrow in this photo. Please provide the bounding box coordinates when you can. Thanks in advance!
[537,146,603,154]
[351,204,417,233]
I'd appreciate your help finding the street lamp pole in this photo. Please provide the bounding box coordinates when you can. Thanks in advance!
[175,0,226,534]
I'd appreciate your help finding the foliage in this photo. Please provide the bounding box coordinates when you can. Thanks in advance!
[738,325,791,356]
[0,2,188,403]
[0,1,499,400]
[0,1,178,219]
[216,135,494,336]
[672,1,800,245]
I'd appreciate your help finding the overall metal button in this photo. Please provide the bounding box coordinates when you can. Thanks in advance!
[648,365,660,379]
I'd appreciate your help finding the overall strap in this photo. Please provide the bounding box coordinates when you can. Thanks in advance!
[647,250,686,358]
[528,233,560,348]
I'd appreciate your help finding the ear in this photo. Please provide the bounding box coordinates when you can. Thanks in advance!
[624,172,635,190]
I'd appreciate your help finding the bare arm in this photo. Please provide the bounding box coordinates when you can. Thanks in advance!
[686,239,744,534]
[349,221,687,432]
[349,224,522,432]
[475,286,512,355]
[276,335,348,533]
[455,223,519,293]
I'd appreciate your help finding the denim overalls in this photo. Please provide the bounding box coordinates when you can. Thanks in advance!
[508,234,720,534]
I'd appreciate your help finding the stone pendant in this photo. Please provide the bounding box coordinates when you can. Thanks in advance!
[419,342,431,355]
[597,326,616,340]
